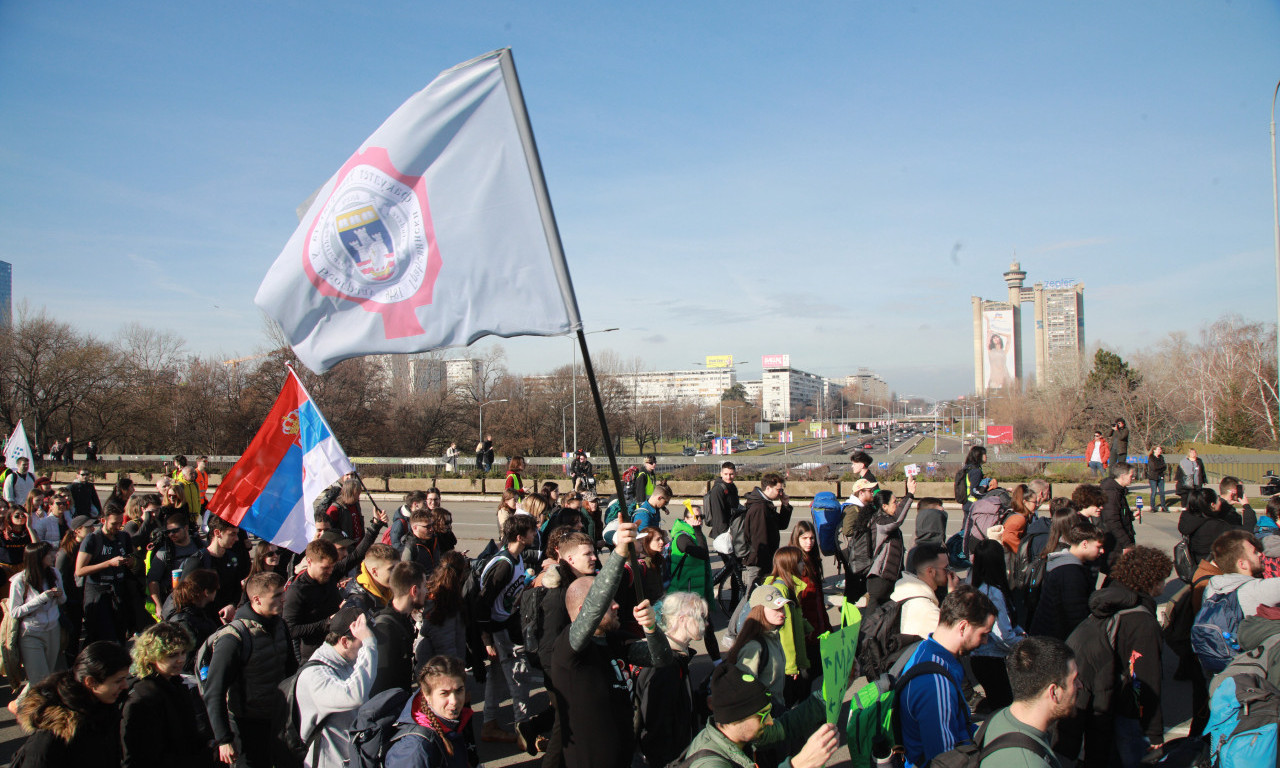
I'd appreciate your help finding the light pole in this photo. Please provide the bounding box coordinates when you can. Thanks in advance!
[1271,79,1280,442]
[561,401,582,455]
[479,398,508,444]
[572,327,619,454]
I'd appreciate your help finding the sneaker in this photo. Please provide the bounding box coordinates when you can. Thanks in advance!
[515,720,537,756]
[481,721,518,744]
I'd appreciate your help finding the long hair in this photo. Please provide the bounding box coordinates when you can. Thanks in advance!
[789,521,824,582]
[21,542,54,594]
[1041,501,1081,559]
[58,528,81,559]
[173,569,219,611]
[964,445,987,467]
[725,605,777,665]
[1009,483,1032,513]
[769,546,805,586]
[425,551,468,626]
[247,541,281,578]
[970,539,1011,603]
[106,477,133,508]
[338,478,361,507]
[520,493,549,523]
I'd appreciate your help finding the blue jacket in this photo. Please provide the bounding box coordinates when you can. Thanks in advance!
[900,637,974,768]
[632,502,661,532]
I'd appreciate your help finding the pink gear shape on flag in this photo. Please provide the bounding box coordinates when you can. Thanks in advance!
[301,146,443,338]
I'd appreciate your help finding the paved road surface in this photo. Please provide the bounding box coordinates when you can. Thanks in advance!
[0,494,1191,766]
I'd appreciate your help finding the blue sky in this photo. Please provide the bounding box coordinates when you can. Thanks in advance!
[2,1,1278,398]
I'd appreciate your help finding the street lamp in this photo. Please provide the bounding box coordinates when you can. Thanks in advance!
[479,399,508,444]
[562,401,583,454]
[572,328,619,454]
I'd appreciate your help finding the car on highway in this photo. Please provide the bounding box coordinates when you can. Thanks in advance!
[695,450,707,457]
[681,446,696,456]
[863,442,874,449]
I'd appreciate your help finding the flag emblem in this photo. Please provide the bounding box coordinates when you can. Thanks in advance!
[281,410,300,436]
[302,146,443,338]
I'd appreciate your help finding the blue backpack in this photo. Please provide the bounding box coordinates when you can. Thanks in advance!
[1192,587,1245,675]
[810,492,841,556]
[1206,671,1280,768]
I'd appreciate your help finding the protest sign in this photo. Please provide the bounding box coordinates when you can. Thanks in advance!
[819,604,861,723]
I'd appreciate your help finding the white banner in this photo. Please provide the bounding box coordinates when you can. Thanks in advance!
[4,421,34,472]
[257,49,582,373]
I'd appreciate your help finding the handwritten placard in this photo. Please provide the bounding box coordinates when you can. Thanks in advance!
[819,604,861,723]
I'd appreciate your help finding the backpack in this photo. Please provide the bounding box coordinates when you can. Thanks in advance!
[963,489,1013,555]
[953,467,969,505]
[665,749,719,768]
[312,484,341,517]
[347,687,432,768]
[809,492,842,556]
[856,595,931,681]
[603,499,639,546]
[1193,587,1246,675]
[470,539,501,579]
[194,619,253,695]
[621,466,639,500]
[1205,671,1280,768]
[520,583,549,669]
[924,718,1051,768]
[1065,605,1146,713]
[1173,536,1198,584]
[280,658,329,765]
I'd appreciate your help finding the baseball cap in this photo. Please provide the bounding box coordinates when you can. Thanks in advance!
[328,605,364,636]
[850,478,879,495]
[69,515,97,531]
[319,530,355,549]
[749,584,793,610]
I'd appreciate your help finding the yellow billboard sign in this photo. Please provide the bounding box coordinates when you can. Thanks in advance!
[705,354,734,369]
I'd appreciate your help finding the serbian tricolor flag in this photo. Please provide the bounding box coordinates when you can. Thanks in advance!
[207,368,354,553]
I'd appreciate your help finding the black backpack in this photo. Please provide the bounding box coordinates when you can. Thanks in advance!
[279,658,330,767]
[925,718,1051,768]
[1173,536,1197,583]
[347,687,432,768]
[953,467,969,505]
[856,595,930,680]
[1065,605,1147,713]
[520,583,549,669]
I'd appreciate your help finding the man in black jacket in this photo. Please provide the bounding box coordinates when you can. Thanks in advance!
[1028,521,1105,639]
[1217,476,1257,529]
[550,520,674,768]
[203,571,294,768]
[742,473,793,589]
[1099,462,1137,571]
[1108,418,1129,465]
[282,539,341,662]
[370,560,427,695]
[65,468,101,519]
[537,531,598,767]
[705,462,739,539]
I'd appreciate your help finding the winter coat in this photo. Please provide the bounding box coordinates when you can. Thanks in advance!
[383,694,472,768]
[1108,425,1129,458]
[1028,551,1092,640]
[1179,507,1243,565]
[121,672,211,768]
[1145,452,1167,481]
[670,519,712,601]
[1084,438,1110,467]
[636,644,697,768]
[15,672,122,768]
[1099,476,1135,567]
[1079,582,1164,742]
[168,605,219,674]
[678,693,826,768]
[741,488,793,570]
[870,493,913,581]
[889,573,941,640]
[1175,457,1206,493]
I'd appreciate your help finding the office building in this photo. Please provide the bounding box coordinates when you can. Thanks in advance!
[972,262,1085,391]
[0,260,10,329]
[622,368,737,408]
[761,355,828,421]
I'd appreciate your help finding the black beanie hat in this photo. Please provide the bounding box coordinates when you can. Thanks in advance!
[710,663,771,724]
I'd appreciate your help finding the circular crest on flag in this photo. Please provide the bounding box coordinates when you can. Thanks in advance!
[281,410,300,437]
[302,147,443,338]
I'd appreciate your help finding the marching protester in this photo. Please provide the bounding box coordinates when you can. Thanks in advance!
[391,490,429,552]
[120,623,210,767]
[789,521,830,681]
[725,584,790,705]
[1028,521,1105,640]
[636,591,710,768]
[13,641,131,768]
[384,655,474,768]
[742,473,793,591]
[166,569,220,670]
[968,540,1023,711]
[343,542,397,613]
[865,476,916,612]
[56,516,94,666]
[760,547,814,705]
[296,607,378,768]
[74,506,132,644]
[284,539,342,663]
[370,561,429,696]
[416,551,472,665]
[478,513,538,744]
[9,542,66,702]
[324,478,365,542]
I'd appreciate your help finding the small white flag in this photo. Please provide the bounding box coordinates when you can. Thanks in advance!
[4,421,34,472]
[257,49,582,373]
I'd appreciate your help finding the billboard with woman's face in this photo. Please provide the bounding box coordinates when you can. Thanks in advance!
[983,308,1016,390]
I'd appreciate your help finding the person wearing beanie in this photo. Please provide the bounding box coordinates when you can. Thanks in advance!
[672,663,838,768]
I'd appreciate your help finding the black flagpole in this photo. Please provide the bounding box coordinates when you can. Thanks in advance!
[575,329,648,605]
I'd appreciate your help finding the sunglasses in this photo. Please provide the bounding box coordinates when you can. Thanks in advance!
[165,528,183,536]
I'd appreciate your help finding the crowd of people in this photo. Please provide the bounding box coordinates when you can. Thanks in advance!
[0,437,1267,768]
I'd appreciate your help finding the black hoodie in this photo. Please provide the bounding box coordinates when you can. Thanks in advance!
[1082,582,1164,742]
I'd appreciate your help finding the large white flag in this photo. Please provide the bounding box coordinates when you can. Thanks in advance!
[4,421,34,472]
[257,49,583,373]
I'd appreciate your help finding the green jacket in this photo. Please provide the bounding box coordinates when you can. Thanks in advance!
[763,575,813,675]
[670,519,712,601]
[680,692,826,768]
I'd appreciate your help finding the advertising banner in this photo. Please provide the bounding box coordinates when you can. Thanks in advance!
[705,354,734,369]
[761,354,790,369]
[986,425,1014,445]
[982,308,1017,390]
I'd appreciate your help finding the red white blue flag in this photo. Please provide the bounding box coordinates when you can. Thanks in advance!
[207,369,353,553]
[256,48,582,374]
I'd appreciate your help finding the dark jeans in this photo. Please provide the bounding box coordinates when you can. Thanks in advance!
[235,716,285,768]
[1149,478,1167,510]
[541,688,564,768]
[83,584,125,645]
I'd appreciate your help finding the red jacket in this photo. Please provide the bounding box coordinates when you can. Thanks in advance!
[1084,438,1110,467]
